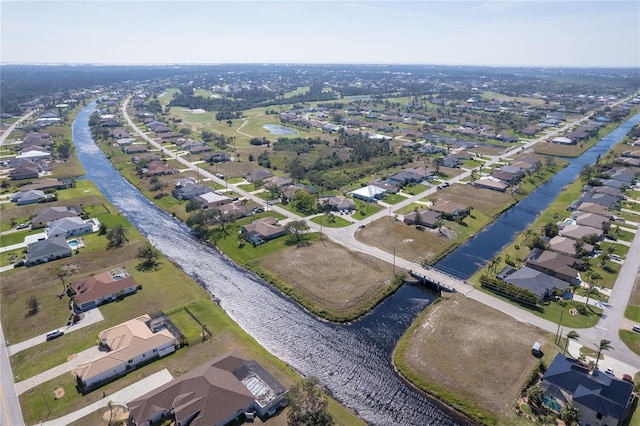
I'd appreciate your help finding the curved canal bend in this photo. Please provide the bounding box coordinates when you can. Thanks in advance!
[73,101,640,425]
[73,104,463,425]
[436,112,640,279]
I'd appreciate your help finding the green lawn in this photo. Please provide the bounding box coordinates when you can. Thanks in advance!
[310,214,352,228]
[383,193,408,205]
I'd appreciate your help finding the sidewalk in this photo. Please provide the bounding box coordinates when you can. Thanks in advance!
[15,346,101,395]
[8,308,104,356]
[40,369,173,426]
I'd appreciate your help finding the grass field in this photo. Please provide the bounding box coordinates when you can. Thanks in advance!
[394,293,555,425]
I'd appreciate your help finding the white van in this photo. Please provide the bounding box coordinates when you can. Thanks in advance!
[46,329,64,341]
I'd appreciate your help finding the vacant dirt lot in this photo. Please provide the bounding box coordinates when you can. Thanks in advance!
[260,239,395,319]
[424,183,515,218]
[397,293,550,419]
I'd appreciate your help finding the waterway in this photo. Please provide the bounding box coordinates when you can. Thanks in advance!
[435,113,640,279]
[73,104,463,425]
[73,101,640,425]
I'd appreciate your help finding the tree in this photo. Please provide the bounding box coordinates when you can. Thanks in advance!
[56,140,73,159]
[543,222,559,238]
[186,199,202,213]
[573,239,585,258]
[106,225,128,248]
[98,223,108,236]
[52,265,69,293]
[136,242,160,271]
[593,339,613,371]
[433,157,444,174]
[286,220,309,247]
[583,275,600,307]
[26,295,39,316]
[287,377,333,426]
[526,385,544,407]
[292,190,317,214]
[560,402,580,426]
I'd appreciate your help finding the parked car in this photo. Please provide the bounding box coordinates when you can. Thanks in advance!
[358,224,365,229]
[605,368,614,375]
[46,329,65,341]
[632,324,640,333]
[16,223,30,230]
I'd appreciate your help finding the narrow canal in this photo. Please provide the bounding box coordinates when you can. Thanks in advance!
[73,102,640,425]
[73,103,463,425]
[436,113,640,279]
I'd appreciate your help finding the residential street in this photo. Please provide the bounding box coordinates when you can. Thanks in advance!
[122,96,640,371]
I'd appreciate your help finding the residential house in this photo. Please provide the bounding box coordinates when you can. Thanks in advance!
[473,178,509,192]
[74,314,176,389]
[189,145,212,155]
[570,212,611,230]
[203,152,231,163]
[499,266,569,303]
[282,184,309,200]
[9,164,40,180]
[217,201,255,219]
[575,202,611,218]
[46,216,95,239]
[241,217,286,245]
[552,136,575,145]
[196,192,233,209]
[25,236,72,266]
[70,268,137,312]
[541,354,634,426]
[122,145,149,154]
[388,167,432,186]
[349,185,386,202]
[370,180,400,194]
[558,223,603,241]
[430,199,468,218]
[14,149,51,162]
[144,160,176,177]
[246,169,275,183]
[548,236,594,258]
[318,195,356,212]
[11,189,46,205]
[127,351,288,426]
[31,205,82,229]
[263,175,294,188]
[524,248,582,284]
[18,177,73,192]
[579,193,620,211]
[172,182,212,200]
[403,209,441,228]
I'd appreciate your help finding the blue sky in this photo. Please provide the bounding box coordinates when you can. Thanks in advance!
[1,1,638,67]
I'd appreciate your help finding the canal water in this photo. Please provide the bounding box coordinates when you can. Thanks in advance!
[435,112,640,279]
[73,103,463,425]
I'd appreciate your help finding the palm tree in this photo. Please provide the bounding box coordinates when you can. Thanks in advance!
[564,330,580,355]
[593,339,613,371]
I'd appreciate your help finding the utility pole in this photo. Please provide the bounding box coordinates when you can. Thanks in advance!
[555,310,564,345]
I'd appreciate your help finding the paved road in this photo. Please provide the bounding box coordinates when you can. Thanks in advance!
[120,96,640,369]
[0,322,24,426]
[0,110,36,146]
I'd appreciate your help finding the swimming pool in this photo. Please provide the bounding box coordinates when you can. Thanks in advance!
[68,239,81,249]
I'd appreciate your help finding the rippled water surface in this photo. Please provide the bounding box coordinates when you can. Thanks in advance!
[74,103,464,425]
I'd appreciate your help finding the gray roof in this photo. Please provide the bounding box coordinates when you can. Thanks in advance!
[503,266,568,299]
[542,354,633,421]
[26,236,71,262]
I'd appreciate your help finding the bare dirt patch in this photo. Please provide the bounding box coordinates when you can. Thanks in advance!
[425,183,515,218]
[67,353,78,362]
[54,387,65,399]
[356,218,456,264]
[102,405,129,422]
[397,293,550,418]
[260,240,395,318]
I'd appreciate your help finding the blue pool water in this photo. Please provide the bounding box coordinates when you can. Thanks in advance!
[263,124,297,135]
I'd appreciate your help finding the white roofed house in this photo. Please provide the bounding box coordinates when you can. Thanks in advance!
[46,216,96,239]
[196,192,233,209]
[349,185,386,202]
